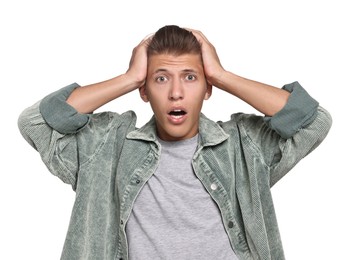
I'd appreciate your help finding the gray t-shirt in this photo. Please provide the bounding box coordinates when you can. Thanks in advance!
[126,134,238,260]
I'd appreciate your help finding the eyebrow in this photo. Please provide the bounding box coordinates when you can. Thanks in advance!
[152,68,198,75]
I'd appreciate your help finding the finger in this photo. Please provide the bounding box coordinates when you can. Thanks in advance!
[186,28,210,45]
[140,33,154,44]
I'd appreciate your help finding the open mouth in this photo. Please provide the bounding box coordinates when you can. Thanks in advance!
[168,109,187,118]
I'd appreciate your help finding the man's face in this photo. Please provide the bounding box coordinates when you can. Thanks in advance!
[140,53,212,141]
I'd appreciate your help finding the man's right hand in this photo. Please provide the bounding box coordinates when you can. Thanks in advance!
[125,34,153,89]
[66,35,152,114]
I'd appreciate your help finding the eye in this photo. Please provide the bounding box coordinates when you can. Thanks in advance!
[185,74,196,81]
[156,75,167,83]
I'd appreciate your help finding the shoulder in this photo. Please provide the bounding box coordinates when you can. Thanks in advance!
[217,112,266,135]
[85,110,138,134]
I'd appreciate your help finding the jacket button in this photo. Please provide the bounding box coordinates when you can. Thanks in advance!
[136,179,141,184]
[228,221,234,228]
[210,183,217,190]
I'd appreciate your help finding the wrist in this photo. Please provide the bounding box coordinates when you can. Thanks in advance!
[209,70,231,90]
[123,71,146,89]
[118,73,144,92]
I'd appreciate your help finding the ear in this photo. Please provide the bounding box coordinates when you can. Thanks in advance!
[204,83,213,100]
[139,85,149,102]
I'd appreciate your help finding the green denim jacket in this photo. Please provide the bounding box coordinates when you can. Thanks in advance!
[18,82,332,260]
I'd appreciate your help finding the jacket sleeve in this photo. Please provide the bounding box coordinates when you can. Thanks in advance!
[239,81,332,186]
[18,83,95,189]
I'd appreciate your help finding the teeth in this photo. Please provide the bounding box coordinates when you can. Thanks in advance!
[169,109,186,120]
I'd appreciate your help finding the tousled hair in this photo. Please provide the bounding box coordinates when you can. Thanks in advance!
[147,25,201,57]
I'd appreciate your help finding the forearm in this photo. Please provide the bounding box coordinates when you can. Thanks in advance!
[66,73,141,114]
[67,34,151,114]
[214,71,290,116]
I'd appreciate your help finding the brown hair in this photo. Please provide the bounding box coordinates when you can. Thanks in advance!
[147,25,201,57]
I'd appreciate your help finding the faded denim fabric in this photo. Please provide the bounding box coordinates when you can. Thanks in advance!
[18,82,332,260]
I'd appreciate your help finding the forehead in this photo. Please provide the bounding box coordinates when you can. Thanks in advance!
[147,53,203,74]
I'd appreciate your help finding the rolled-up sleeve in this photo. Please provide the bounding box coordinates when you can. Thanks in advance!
[18,83,90,188]
[236,81,332,186]
[39,83,90,134]
[18,83,134,190]
[264,81,319,139]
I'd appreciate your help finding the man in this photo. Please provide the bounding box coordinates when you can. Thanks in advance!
[18,25,332,259]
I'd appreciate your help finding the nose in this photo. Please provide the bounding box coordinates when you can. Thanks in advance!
[169,79,184,100]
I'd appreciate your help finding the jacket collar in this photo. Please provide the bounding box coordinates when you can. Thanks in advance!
[126,113,229,147]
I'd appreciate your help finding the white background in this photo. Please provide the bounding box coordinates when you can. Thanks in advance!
[1,0,353,259]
